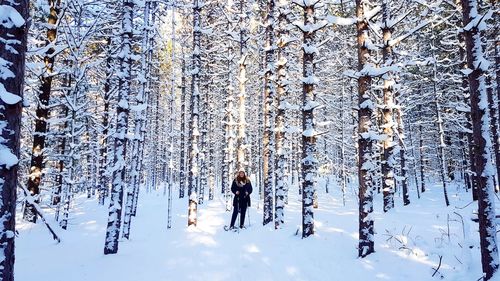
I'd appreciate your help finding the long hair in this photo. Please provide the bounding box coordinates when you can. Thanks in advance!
[235,171,249,184]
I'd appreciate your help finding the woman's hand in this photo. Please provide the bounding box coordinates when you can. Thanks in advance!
[236,191,240,195]
[245,192,249,196]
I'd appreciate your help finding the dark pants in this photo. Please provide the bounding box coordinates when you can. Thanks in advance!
[230,203,247,228]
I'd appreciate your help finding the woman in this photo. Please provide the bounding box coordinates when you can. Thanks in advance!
[228,171,253,230]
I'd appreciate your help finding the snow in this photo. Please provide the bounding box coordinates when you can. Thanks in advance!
[0,58,14,79]
[326,15,356,26]
[0,5,25,28]
[0,83,21,104]
[15,181,495,281]
[302,128,316,137]
[462,9,493,32]
[0,147,18,168]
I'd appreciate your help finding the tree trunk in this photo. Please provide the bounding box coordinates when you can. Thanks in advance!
[167,2,176,228]
[274,0,290,229]
[223,36,236,211]
[179,49,187,199]
[461,0,499,278]
[357,0,375,257]
[24,0,62,223]
[299,2,319,239]
[396,104,410,205]
[98,37,113,205]
[104,0,134,255]
[433,90,450,206]
[381,1,396,212]
[340,81,347,205]
[418,119,426,193]
[262,0,275,226]
[407,120,420,199]
[53,104,69,209]
[188,0,202,227]
[487,77,500,192]
[123,0,152,239]
[236,0,249,171]
[0,1,28,279]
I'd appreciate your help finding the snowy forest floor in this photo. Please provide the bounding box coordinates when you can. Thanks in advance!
[16,181,496,281]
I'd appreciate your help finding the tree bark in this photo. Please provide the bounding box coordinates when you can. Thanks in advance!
[0,1,29,279]
[275,0,290,229]
[179,49,187,199]
[357,0,375,257]
[236,0,249,171]
[24,0,62,223]
[263,0,276,226]
[188,0,202,227]
[461,0,499,278]
[299,2,319,239]
[104,0,134,255]
[381,1,396,212]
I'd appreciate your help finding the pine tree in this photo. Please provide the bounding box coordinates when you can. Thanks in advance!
[123,0,154,239]
[188,0,203,227]
[24,0,62,223]
[262,0,276,226]
[274,0,292,229]
[380,0,396,212]
[0,1,29,279]
[356,0,376,257]
[104,0,134,255]
[293,0,324,238]
[460,0,499,278]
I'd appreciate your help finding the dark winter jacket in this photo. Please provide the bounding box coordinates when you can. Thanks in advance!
[231,179,253,208]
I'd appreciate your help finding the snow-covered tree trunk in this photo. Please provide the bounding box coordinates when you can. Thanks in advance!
[236,0,249,171]
[188,0,202,227]
[433,85,450,206]
[495,21,499,124]
[395,99,410,205]
[487,81,500,188]
[98,37,114,206]
[406,121,420,199]
[223,43,236,211]
[59,63,76,230]
[24,0,62,223]
[179,49,187,199]
[356,0,375,257]
[53,104,68,211]
[418,120,426,193]
[133,3,157,215]
[150,72,161,191]
[104,0,134,255]
[340,82,347,206]
[60,99,77,230]
[262,0,276,226]
[0,1,28,279]
[460,0,499,278]
[199,62,207,205]
[380,1,396,212]
[295,0,321,238]
[123,0,152,239]
[274,0,290,229]
[486,4,500,190]
[457,33,476,194]
[167,1,176,228]
[257,45,265,202]
[207,107,215,201]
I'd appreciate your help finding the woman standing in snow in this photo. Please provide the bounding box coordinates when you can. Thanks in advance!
[228,171,253,230]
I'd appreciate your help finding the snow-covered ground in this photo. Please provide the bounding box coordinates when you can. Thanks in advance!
[15,181,495,281]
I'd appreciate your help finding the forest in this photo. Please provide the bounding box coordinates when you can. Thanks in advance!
[0,0,499,280]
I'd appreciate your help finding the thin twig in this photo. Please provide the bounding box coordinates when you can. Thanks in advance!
[432,255,443,277]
